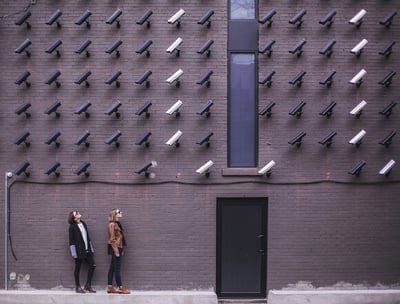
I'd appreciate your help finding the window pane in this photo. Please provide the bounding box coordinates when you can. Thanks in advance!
[229,54,257,167]
[230,0,255,19]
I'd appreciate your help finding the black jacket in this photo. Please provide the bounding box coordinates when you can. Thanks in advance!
[69,220,94,259]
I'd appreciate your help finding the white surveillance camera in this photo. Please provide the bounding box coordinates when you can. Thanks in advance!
[258,160,276,175]
[168,9,185,24]
[196,160,214,175]
[166,69,183,84]
[349,129,366,145]
[350,39,368,55]
[166,37,183,54]
[349,9,367,25]
[166,100,183,115]
[349,69,366,86]
[379,159,396,176]
[349,100,367,117]
[166,130,182,146]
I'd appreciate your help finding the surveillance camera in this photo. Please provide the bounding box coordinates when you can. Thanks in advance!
[289,101,306,118]
[74,101,92,118]
[15,101,32,118]
[105,130,122,147]
[166,100,183,116]
[289,9,306,28]
[105,39,122,57]
[14,161,30,177]
[380,11,397,28]
[135,70,152,88]
[259,101,276,117]
[319,39,336,57]
[349,69,366,87]
[289,39,306,57]
[379,41,396,58]
[166,69,183,87]
[135,161,157,177]
[46,9,62,28]
[45,70,61,87]
[135,101,152,117]
[289,70,306,87]
[349,129,366,146]
[379,70,396,87]
[15,70,31,87]
[197,39,214,57]
[136,39,152,57]
[319,101,336,118]
[75,9,91,28]
[46,39,62,57]
[288,131,306,147]
[349,9,367,27]
[351,39,368,57]
[45,131,61,147]
[166,130,182,147]
[74,130,90,147]
[259,9,276,27]
[318,131,337,147]
[15,38,32,56]
[319,70,336,87]
[168,9,185,27]
[197,70,213,87]
[166,37,183,56]
[196,160,214,176]
[319,9,336,27]
[259,69,275,87]
[44,161,61,177]
[135,131,152,147]
[258,160,276,176]
[196,131,214,147]
[44,101,61,117]
[197,100,214,117]
[105,100,122,118]
[379,159,396,176]
[14,131,31,147]
[75,39,91,57]
[198,9,214,27]
[259,39,276,57]
[136,10,153,27]
[74,69,91,87]
[349,100,367,118]
[348,160,366,176]
[105,71,122,87]
[74,161,90,177]
[15,11,32,28]
[106,8,122,27]
[379,131,396,147]
[379,101,397,118]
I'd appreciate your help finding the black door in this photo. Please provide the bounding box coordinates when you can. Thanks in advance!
[216,198,267,298]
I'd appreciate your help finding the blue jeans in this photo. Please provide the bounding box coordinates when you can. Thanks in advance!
[108,248,123,287]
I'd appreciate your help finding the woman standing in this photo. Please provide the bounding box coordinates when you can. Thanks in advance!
[107,208,130,294]
[68,210,96,293]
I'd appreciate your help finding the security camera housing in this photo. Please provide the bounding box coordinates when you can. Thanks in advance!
[259,39,275,57]
[380,11,397,28]
[379,131,396,147]
[46,39,62,57]
[135,70,152,88]
[136,40,153,57]
[258,160,276,176]
[44,161,61,177]
[289,101,306,118]
[320,39,336,57]
[46,9,62,28]
[351,39,368,57]
[166,130,182,147]
[15,38,32,56]
[349,100,367,118]
[75,69,91,87]
[75,39,92,57]
[168,9,185,27]
[348,160,366,176]
[197,70,213,87]
[45,70,61,87]
[379,70,396,87]
[259,70,275,87]
[74,130,91,147]
[45,131,61,147]
[15,70,31,87]
[319,9,336,28]
[196,160,214,177]
[105,100,122,118]
[289,70,306,87]
[379,41,396,58]
[349,69,367,87]
[166,69,183,87]
[105,71,122,87]
[135,101,152,117]
[196,131,214,147]
[379,101,397,118]
[319,70,336,87]
[14,161,30,177]
[349,129,366,147]
[75,9,91,28]
[197,39,214,57]
[15,11,32,28]
[105,39,122,57]
[15,102,32,117]
[259,101,276,117]
[198,9,214,28]
[135,131,152,147]
[106,8,122,27]
[349,9,367,28]
[135,161,157,177]
[197,100,214,117]
[166,100,183,116]
[319,101,336,118]
[44,101,62,117]
[105,130,122,147]
[136,10,153,27]
[14,131,31,147]
[166,37,183,56]
[288,131,306,147]
[74,161,90,177]
[289,9,306,28]
[74,101,92,118]
[318,131,337,147]
[379,160,396,176]
[289,39,306,57]
[259,9,276,27]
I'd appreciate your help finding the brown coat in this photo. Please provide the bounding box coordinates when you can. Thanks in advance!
[108,222,124,256]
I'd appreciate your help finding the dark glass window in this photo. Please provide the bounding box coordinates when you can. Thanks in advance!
[228,53,257,167]
[230,0,256,19]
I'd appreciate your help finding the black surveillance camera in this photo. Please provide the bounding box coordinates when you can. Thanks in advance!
[289,101,306,118]
[197,70,213,87]
[259,101,276,117]
[289,9,306,28]
[318,131,337,147]
[259,39,275,57]
[15,70,31,87]
[259,9,276,27]
[105,130,122,147]
[14,131,31,147]
[135,101,152,117]
[320,39,336,57]
[379,131,396,147]
[135,131,152,147]
[198,9,214,28]
[45,70,62,87]
[105,71,122,87]
[75,9,92,28]
[289,70,306,87]
[74,101,92,118]
[319,101,336,118]
[15,102,32,118]
[136,40,152,57]
[259,70,275,87]
[15,38,32,56]
[348,160,366,176]
[46,39,62,57]
[45,131,61,147]
[319,70,336,87]
[105,100,122,118]
[380,11,397,28]
[14,161,30,177]
[135,161,156,177]
[15,11,32,29]
[136,10,152,28]
[74,130,91,147]
[44,161,61,177]
[105,39,122,57]
[289,39,306,57]
[379,101,397,118]
[288,131,306,147]
[74,161,91,177]
[46,9,62,28]
[196,131,214,147]
[197,40,214,57]
[106,8,122,27]
[135,70,152,88]
[197,100,214,117]
[74,69,91,87]
[75,39,92,57]
[44,101,62,117]
[319,9,336,28]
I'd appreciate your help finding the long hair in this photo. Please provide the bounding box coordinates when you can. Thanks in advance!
[108,208,119,222]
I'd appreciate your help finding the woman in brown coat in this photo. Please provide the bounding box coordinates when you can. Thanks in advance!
[106,208,130,294]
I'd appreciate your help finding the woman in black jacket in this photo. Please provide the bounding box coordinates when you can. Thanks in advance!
[68,210,96,293]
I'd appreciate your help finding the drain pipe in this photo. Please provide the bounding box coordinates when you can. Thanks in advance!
[4,172,12,290]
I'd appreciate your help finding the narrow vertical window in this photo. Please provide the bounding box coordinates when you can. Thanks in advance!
[230,0,256,19]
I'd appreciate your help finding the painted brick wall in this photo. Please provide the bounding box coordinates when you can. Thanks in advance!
[0,0,399,292]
